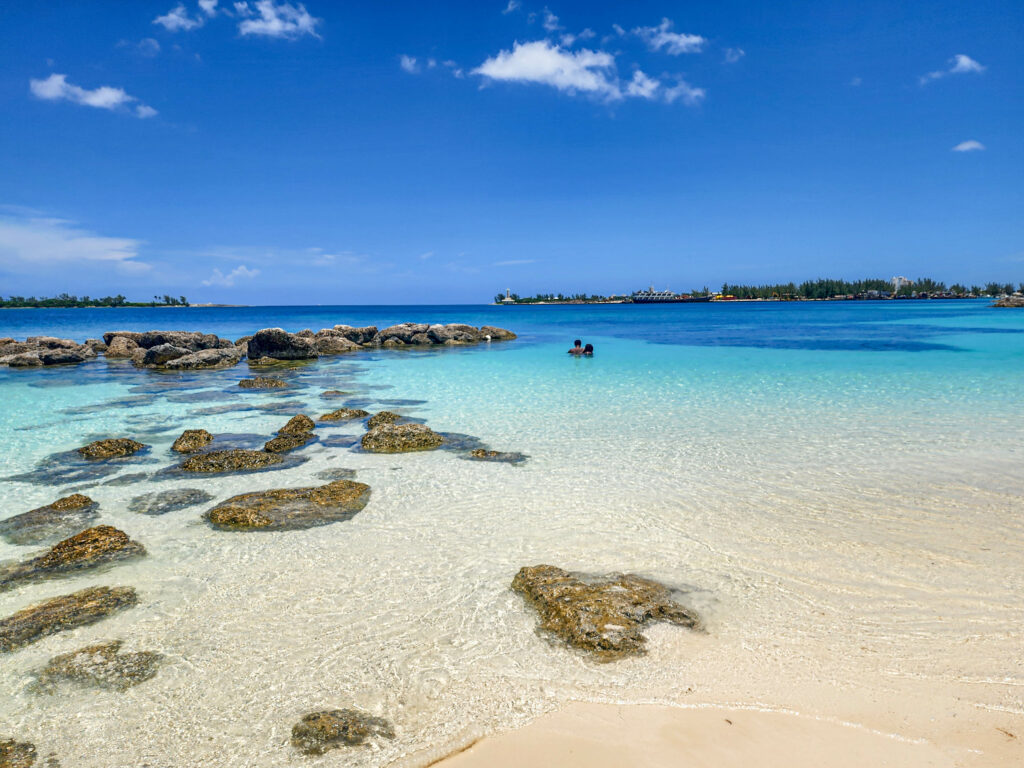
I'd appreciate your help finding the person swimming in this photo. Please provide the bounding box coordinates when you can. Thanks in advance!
[583,343,594,356]
[568,339,585,355]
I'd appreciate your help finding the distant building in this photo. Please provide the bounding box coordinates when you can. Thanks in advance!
[892,276,912,293]
[501,289,515,303]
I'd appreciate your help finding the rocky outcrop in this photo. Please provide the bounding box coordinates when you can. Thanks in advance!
[0,336,96,367]
[993,295,1024,307]
[480,325,517,340]
[239,377,287,389]
[0,494,98,546]
[361,423,443,453]
[128,488,213,515]
[366,411,400,430]
[313,330,359,355]
[180,449,283,474]
[321,389,353,398]
[279,414,315,435]
[77,438,147,460]
[331,325,378,345]
[141,344,190,366]
[511,565,701,661]
[368,323,516,347]
[263,433,313,453]
[102,331,143,346]
[171,429,214,453]
[246,328,319,361]
[101,331,241,368]
[0,586,138,653]
[34,640,162,693]
[104,335,139,358]
[290,709,394,755]
[320,408,369,423]
[205,479,371,531]
[0,738,40,767]
[162,346,244,370]
[0,526,146,592]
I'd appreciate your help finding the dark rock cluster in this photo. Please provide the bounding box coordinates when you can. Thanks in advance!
[290,709,394,755]
[0,586,139,653]
[0,494,98,546]
[34,640,162,693]
[0,526,145,592]
[204,479,371,531]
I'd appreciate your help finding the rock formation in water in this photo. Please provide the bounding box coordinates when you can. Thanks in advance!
[0,494,98,546]
[511,565,701,661]
[366,411,400,430]
[320,408,369,423]
[77,438,147,460]
[0,526,146,592]
[128,488,214,515]
[0,586,138,653]
[246,328,319,361]
[263,433,313,453]
[290,709,395,755]
[993,295,1024,307]
[171,429,213,453]
[278,414,315,435]
[0,336,97,368]
[238,377,287,389]
[180,449,283,473]
[34,640,162,693]
[361,423,444,453]
[205,479,371,531]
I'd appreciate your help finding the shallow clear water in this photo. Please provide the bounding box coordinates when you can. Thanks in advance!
[1,301,1022,766]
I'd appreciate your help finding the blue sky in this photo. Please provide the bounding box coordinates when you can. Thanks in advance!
[0,1,1021,303]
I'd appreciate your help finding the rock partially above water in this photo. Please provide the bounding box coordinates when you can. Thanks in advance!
[313,330,359,355]
[279,414,315,435]
[162,346,244,370]
[321,390,353,398]
[205,479,371,531]
[290,709,395,755]
[511,565,701,661]
[0,336,96,369]
[247,328,319,361]
[77,439,147,460]
[171,429,214,453]
[993,295,1024,307]
[320,408,369,423]
[366,411,400,430]
[0,526,146,592]
[0,739,40,768]
[239,377,287,389]
[180,449,283,474]
[34,640,162,693]
[263,433,313,453]
[0,586,138,653]
[466,448,528,465]
[361,423,443,453]
[0,494,98,547]
[128,488,214,515]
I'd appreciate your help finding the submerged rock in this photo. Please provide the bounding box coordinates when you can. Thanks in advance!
[77,438,147,460]
[247,328,319,361]
[366,411,400,430]
[0,494,98,547]
[239,377,287,389]
[290,709,395,755]
[315,468,357,481]
[320,408,369,423]
[128,488,214,515]
[0,526,146,592]
[321,390,353,398]
[205,479,371,531]
[34,640,162,693]
[0,586,138,653]
[511,565,701,661]
[263,433,313,453]
[180,449,283,474]
[361,423,443,453]
[279,414,315,435]
[171,429,214,454]
[466,448,528,465]
[0,739,38,768]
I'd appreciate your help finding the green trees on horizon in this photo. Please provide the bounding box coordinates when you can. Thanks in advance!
[0,294,189,308]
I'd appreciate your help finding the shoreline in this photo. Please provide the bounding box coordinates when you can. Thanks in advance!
[429,701,1020,768]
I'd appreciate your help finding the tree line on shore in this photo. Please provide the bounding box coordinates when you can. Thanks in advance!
[0,294,189,309]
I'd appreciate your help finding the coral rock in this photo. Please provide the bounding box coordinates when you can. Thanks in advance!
[0,586,138,653]
[77,438,147,460]
[361,423,443,453]
[291,709,395,755]
[171,429,214,454]
[205,480,371,531]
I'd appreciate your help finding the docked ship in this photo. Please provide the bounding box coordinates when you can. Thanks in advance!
[630,286,712,303]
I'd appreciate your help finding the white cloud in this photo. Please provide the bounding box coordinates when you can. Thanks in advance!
[542,7,561,32]
[635,18,706,55]
[201,265,260,286]
[474,40,621,100]
[920,53,985,84]
[502,0,521,14]
[663,78,705,106]
[952,140,985,152]
[419,251,434,260]
[237,1,320,39]
[234,1,253,15]
[442,60,464,78]
[626,70,659,99]
[199,0,219,15]
[724,47,745,63]
[0,212,148,273]
[154,4,205,31]
[119,37,161,57]
[30,73,157,118]
[400,54,419,73]
[494,259,536,266]
[612,23,625,37]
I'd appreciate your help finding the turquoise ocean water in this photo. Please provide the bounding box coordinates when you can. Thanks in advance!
[1,301,1022,767]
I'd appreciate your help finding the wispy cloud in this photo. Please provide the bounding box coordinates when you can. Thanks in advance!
[119,37,162,57]
[724,47,745,63]
[952,140,985,152]
[626,70,659,99]
[201,264,260,286]
[634,18,706,55]
[502,0,521,14]
[542,7,561,32]
[400,54,419,74]
[0,210,148,274]
[237,1,321,39]
[154,4,205,31]
[494,258,536,266]
[663,78,705,106]
[849,76,862,86]
[419,251,434,260]
[920,54,985,85]
[30,74,157,118]
[199,0,219,15]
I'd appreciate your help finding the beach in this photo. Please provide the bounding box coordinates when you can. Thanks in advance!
[1,302,1022,767]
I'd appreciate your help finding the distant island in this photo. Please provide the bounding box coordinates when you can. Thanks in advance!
[495,277,1023,304]
[1,294,189,309]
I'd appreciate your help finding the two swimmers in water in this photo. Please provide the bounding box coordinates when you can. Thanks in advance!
[568,339,594,356]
